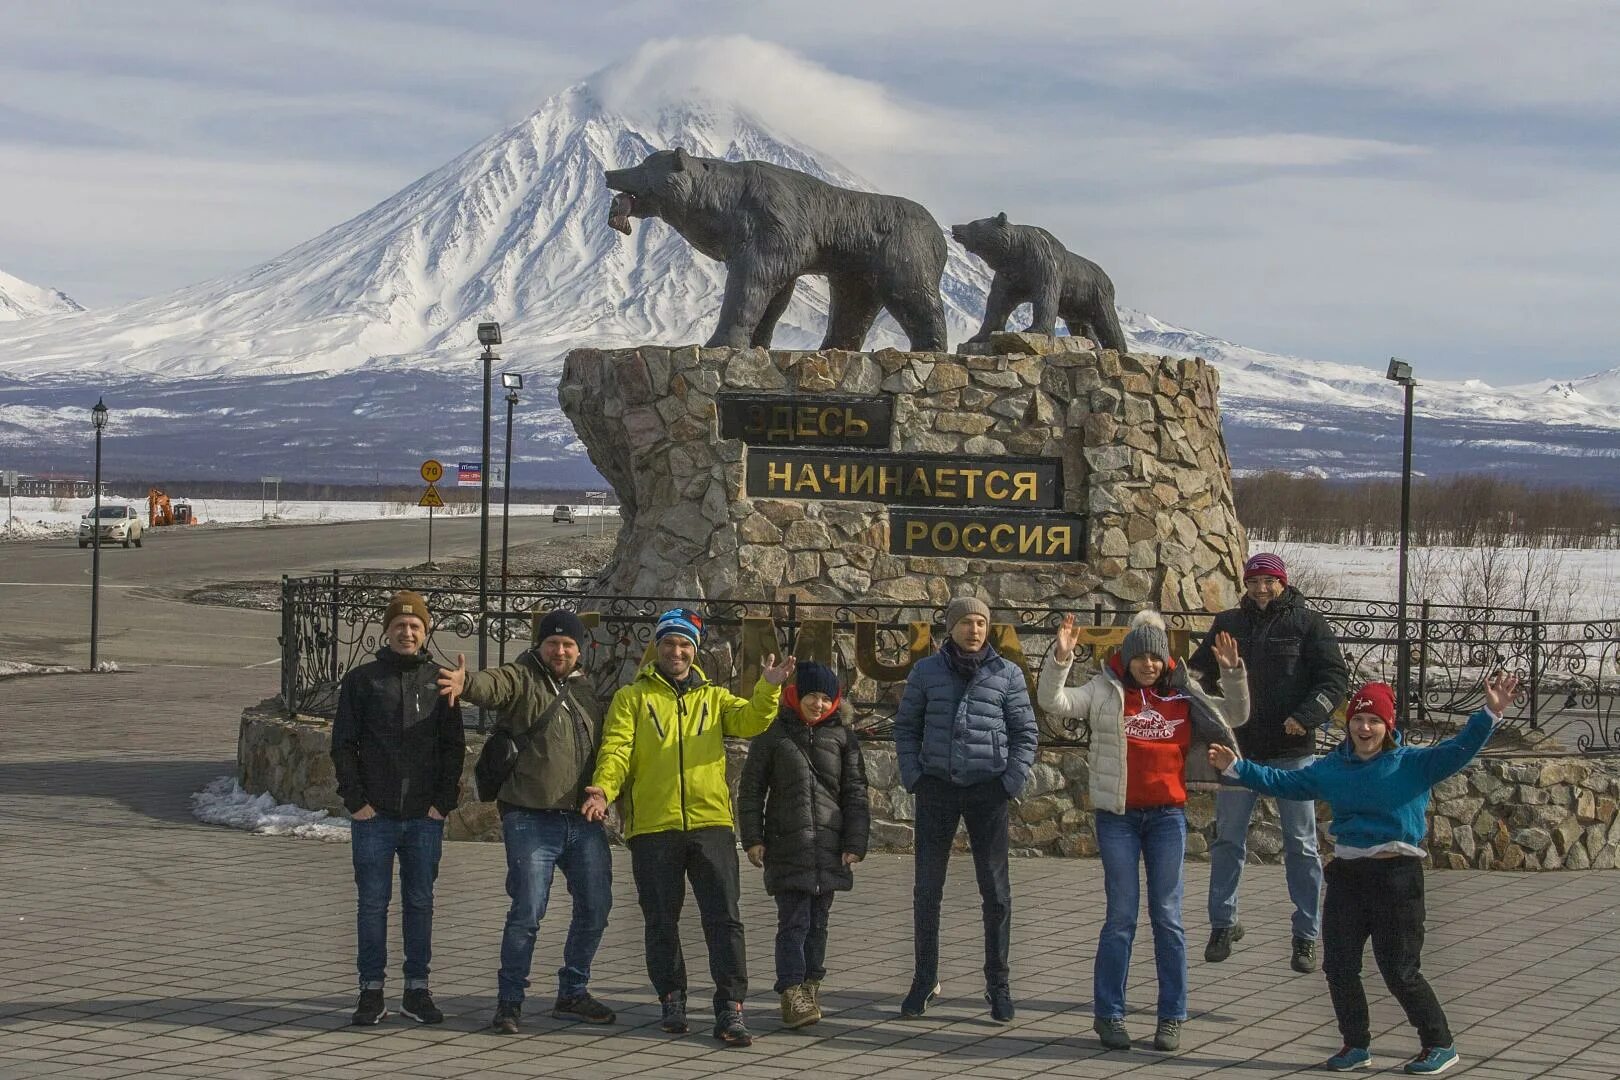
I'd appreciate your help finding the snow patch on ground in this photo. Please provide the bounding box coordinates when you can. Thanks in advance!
[0,659,78,678]
[190,776,351,842]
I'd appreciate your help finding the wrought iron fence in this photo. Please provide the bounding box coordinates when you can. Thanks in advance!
[280,571,1620,755]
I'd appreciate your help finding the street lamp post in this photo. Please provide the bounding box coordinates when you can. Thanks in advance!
[498,372,522,665]
[1386,357,1417,723]
[90,398,108,671]
[476,322,501,677]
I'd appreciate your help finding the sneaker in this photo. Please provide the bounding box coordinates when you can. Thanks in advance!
[552,992,615,1024]
[351,988,387,1026]
[490,1000,521,1035]
[1325,1045,1373,1071]
[900,980,941,1018]
[1404,1046,1460,1075]
[804,978,822,1011]
[659,991,690,1034]
[400,988,442,1025]
[1094,1016,1131,1050]
[713,1001,753,1047]
[986,984,1015,1023]
[780,984,820,1029]
[1205,922,1244,962]
[1153,1018,1181,1052]
[1291,936,1319,974]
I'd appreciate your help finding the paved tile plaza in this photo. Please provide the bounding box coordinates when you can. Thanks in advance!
[3,668,1618,1079]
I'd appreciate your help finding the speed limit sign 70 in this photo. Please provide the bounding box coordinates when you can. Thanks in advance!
[420,459,444,483]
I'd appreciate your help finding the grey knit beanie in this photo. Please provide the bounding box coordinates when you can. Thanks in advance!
[944,595,991,632]
[1119,609,1171,667]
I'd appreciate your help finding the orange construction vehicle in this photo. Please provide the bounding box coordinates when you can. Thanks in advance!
[148,487,196,527]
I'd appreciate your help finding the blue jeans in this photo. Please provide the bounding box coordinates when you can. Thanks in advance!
[1208,754,1323,941]
[351,815,444,989]
[498,809,614,1004]
[1094,807,1187,1022]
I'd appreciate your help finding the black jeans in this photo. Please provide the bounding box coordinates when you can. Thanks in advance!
[1322,856,1452,1050]
[773,890,836,993]
[912,775,1012,989]
[627,826,747,1009]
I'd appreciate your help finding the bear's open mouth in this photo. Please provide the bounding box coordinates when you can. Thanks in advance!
[608,192,637,235]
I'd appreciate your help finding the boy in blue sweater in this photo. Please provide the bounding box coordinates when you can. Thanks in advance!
[1209,673,1518,1076]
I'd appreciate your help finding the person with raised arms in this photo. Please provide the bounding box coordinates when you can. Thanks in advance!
[1208,673,1519,1075]
[1038,610,1247,1052]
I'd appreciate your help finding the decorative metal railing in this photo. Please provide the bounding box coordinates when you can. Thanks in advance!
[280,571,1620,755]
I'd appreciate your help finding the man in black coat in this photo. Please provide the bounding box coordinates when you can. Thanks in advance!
[331,590,465,1027]
[737,661,869,1030]
[1188,554,1348,975]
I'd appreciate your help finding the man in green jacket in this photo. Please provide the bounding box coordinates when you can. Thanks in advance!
[581,607,794,1048]
[438,610,615,1035]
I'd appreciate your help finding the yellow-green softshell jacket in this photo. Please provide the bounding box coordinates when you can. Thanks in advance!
[592,661,779,839]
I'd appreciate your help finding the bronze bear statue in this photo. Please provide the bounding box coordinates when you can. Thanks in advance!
[606,149,948,351]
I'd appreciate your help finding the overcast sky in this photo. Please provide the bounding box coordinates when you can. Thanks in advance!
[2,1,1617,382]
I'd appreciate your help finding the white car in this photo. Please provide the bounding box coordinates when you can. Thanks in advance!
[79,505,144,548]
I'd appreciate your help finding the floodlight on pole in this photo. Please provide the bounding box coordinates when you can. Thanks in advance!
[477,323,500,698]
[1385,357,1417,724]
[90,398,108,671]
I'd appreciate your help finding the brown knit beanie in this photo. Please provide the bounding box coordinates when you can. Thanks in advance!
[944,595,991,632]
[383,590,432,632]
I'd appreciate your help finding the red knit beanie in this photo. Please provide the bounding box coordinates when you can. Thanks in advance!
[1346,682,1397,730]
[1243,552,1288,585]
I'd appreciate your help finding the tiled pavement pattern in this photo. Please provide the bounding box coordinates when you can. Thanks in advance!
[4,667,1619,1080]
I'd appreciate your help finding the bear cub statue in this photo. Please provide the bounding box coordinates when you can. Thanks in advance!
[952,212,1127,354]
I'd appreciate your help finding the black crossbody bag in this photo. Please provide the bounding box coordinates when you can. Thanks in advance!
[473,672,573,803]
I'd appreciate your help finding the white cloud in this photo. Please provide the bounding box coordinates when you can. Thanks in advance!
[588,35,977,157]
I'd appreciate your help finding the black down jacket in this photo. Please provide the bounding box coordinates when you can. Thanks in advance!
[1188,586,1349,762]
[332,646,465,817]
[737,711,870,896]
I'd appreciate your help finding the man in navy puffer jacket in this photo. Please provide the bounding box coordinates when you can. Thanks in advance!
[894,596,1038,1024]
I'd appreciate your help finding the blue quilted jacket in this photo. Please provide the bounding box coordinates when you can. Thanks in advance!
[895,649,1039,796]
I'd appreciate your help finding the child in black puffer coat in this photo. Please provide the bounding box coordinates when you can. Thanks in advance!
[737,661,870,1030]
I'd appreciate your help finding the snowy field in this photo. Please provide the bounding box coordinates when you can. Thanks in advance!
[1256,539,1620,622]
[1,495,620,540]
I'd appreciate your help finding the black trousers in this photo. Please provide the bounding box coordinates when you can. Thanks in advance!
[912,775,1012,988]
[773,890,836,993]
[627,826,747,1009]
[1322,856,1452,1050]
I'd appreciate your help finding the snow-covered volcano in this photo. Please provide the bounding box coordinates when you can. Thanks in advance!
[0,268,83,322]
[0,69,1616,487]
[0,83,989,380]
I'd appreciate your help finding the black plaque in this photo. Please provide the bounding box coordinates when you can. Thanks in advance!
[718,393,892,447]
[745,448,1061,509]
[890,508,1086,563]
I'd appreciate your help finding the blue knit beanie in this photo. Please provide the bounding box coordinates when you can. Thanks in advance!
[654,607,704,646]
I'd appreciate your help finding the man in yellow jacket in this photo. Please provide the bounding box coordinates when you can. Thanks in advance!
[582,607,794,1048]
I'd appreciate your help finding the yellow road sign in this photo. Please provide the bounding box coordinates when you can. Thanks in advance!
[418,484,445,508]
[420,459,444,483]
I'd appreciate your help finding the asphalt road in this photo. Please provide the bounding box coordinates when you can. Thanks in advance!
[0,516,580,670]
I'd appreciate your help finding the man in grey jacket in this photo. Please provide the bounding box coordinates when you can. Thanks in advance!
[894,596,1038,1025]
[438,610,615,1033]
